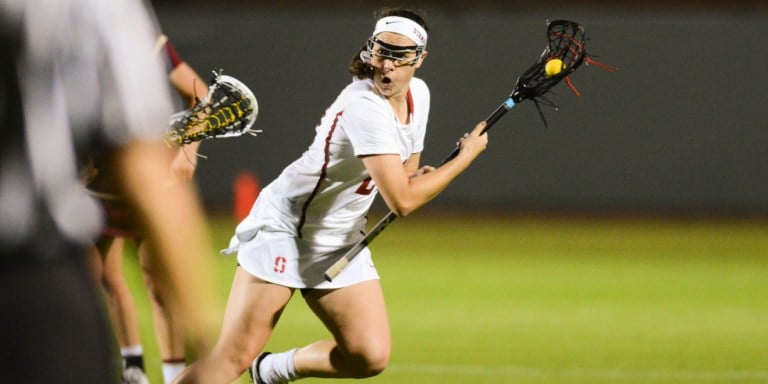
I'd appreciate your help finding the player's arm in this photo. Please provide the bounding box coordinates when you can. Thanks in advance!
[168,56,208,181]
[113,138,221,354]
[402,152,421,176]
[169,62,208,106]
[362,121,487,217]
[403,152,437,179]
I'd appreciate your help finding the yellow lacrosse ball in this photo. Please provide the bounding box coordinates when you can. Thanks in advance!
[545,58,564,78]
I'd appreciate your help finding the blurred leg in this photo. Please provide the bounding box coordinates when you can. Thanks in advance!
[97,237,143,352]
[138,240,186,383]
[89,236,148,384]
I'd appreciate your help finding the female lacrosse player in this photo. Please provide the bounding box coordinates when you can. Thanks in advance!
[173,7,488,384]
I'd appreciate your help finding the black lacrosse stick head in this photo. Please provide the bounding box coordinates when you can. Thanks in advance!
[511,19,587,103]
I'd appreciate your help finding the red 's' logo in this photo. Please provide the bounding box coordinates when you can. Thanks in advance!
[273,256,287,273]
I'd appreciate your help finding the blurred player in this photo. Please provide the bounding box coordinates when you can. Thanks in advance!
[172,7,488,384]
[86,34,209,384]
[0,0,220,383]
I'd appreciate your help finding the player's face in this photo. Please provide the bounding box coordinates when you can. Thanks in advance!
[369,32,426,98]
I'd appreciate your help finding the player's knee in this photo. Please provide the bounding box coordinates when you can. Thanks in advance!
[360,350,389,377]
[346,344,390,378]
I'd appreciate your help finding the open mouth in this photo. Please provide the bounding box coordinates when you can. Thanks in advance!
[381,76,392,84]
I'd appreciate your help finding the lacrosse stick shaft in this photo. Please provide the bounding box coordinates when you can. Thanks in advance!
[324,97,517,281]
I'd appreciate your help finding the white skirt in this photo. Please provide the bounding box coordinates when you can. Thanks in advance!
[234,229,380,289]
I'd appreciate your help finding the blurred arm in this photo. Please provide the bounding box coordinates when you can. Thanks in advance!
[114,139,221,354]
[168,62,208,181]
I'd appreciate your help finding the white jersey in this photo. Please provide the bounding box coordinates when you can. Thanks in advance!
[226,77,429,287]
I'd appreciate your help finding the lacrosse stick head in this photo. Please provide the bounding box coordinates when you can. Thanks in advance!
[166,71,260,145]
[511,19,587,103]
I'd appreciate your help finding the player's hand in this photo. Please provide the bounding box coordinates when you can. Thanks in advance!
[457,121,488,159]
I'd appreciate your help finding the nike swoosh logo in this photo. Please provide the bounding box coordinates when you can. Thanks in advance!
[385,21,400,24]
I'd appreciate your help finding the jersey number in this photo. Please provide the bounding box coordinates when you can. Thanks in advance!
[355,177,375,195]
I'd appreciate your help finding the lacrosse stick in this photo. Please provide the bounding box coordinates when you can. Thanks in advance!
[165,69,260,145]
[325,19,615,281]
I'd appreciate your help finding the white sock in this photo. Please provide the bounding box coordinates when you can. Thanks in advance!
[162,360,186,384]
[120,344,143,358]
[260,349,300,384]
[120,345,144,370]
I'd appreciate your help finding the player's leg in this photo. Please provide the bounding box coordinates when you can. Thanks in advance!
[90,236,148,382]
[172,267,294,384]
[255,280,390,382]
[138,240,186,383]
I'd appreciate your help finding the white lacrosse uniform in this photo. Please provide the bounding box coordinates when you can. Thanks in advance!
[225,77,429,288]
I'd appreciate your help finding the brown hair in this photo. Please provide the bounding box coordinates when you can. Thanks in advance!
[348,7,429,80]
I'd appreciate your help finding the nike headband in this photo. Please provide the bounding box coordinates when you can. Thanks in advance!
[372,16,428,48]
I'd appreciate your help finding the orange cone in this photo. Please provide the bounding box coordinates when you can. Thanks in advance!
[233,171,260,222]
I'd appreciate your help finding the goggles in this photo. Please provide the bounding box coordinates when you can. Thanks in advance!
[361,37,424,67]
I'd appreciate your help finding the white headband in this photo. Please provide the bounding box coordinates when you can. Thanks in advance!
[372,16,427,47]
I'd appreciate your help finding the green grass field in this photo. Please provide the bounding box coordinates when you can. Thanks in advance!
[122,213,768,383]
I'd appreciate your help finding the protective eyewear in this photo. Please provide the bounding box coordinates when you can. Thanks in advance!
[361,38,424,67]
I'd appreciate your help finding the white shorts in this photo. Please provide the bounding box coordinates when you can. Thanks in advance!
[235,229,380,289]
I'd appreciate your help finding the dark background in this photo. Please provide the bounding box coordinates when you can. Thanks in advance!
[151,1,768,218]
